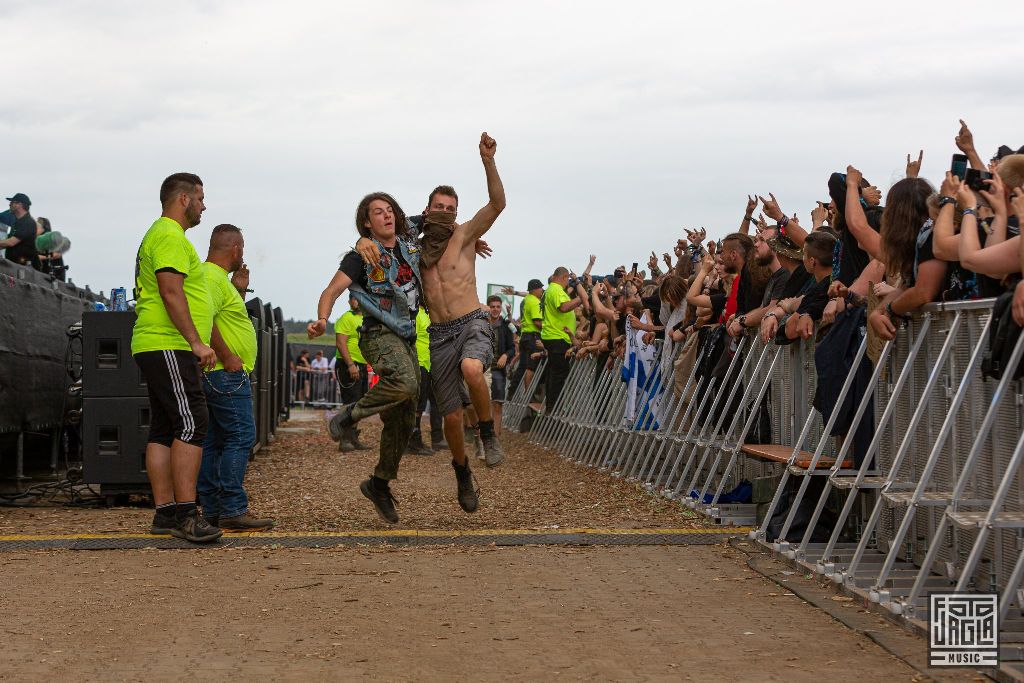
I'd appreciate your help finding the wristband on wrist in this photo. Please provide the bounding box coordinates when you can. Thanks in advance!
[937,195,956,208]
[885,301,910,322]
[962,208,977,218]
[778,215,790,228]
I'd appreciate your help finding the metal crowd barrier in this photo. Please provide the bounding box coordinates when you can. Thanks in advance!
[290,368,344,408]
[510,298,1024,667]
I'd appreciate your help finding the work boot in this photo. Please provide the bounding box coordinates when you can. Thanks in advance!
[338,425,357,453]
[431,432,449,452]
[219,512,275,532]
[150,508,177,535]
[481,433,505,468]
[452,460,478,513]
[475,433,486,462]
[327,404,356,442]
[351,428,371,451]
[359,477,399,524]
[171,508,223,543]
[406,429,433,456]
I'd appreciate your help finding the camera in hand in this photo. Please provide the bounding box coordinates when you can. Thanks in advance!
[964,168,993,192]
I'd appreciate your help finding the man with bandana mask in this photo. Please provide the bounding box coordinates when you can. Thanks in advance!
[358,132,507,481]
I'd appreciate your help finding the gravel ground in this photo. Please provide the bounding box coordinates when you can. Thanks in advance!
[0,544,931,682]
[0,410,708,535]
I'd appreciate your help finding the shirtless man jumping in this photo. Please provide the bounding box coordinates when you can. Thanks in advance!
[359,132,507,475]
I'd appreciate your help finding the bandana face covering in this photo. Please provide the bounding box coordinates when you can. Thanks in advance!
[419,210,457,268]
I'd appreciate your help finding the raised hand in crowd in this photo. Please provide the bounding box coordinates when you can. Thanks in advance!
[811,203,829,230]
[759,193,784,222]
[662,252,672,270]
[955,118,986,171]
[906,150,923,178]
[862,185,882,206]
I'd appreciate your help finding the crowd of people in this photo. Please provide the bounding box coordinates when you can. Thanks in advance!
[1,192,69,280]
[481,120,1024,464]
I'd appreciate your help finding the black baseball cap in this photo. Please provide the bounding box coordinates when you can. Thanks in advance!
[6,193,31,207]
[527,279,544,291]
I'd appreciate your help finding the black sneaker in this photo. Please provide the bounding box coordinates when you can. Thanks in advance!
[452,460,479,513]
[171,509,223,543]
[328,405,356,442]
[481,433,505,467]
[150,509,177,535]
[359,478,399,524]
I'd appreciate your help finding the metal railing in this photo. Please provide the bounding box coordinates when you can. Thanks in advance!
[506,297,1024,661]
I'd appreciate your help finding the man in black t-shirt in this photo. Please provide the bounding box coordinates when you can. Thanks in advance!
[0,193,39,269]
[784,232,838,341]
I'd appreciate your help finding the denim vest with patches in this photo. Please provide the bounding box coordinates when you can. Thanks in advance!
[348,235,422,340]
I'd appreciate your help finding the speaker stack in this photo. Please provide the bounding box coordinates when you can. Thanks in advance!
[80,311,151,495]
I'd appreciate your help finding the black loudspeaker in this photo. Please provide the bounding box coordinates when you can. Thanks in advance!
[82,396,150,485]
[82,311,148,398]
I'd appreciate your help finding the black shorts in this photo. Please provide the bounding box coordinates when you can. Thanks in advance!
[519,332,541,370]
[134,350,209,447]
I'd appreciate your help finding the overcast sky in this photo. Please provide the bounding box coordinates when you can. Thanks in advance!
[4,0,1023,320]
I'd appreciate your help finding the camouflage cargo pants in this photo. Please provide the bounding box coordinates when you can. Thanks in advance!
[350,324,420,481]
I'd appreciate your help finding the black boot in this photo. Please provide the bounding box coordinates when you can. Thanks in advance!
[338,425,357,453]
[359,477,399,524]
[328,404,355,442]
[452,460,478,513]
[406,429,433,456]
[351,428,371,451]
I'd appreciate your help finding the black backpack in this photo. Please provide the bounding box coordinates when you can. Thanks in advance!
[982,291,1024,381]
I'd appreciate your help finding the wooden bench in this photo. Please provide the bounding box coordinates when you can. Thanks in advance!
[740,444,851,470]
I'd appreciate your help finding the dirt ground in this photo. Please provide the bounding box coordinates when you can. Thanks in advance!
[0,412,967,681]
[1,543,935,682]
[0,410,708,535]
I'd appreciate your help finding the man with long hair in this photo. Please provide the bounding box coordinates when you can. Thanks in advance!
[309,192,477,522]
[357,133,508,478]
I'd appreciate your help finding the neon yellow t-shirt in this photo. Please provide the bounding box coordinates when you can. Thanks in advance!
[131,217,212,354]
[541,282,575,343]
[202,262,258,373]
[335,310,365,365]
[521,293,542,334]
[415,307,431,370]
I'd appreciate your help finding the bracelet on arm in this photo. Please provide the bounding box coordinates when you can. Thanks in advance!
[936,195,957,209]
[885,301,910,322]
[962,208,978,218]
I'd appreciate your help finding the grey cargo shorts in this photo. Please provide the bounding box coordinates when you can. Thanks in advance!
[428,309,494,416]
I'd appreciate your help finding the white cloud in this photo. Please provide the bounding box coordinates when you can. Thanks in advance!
[3,0,1023,317]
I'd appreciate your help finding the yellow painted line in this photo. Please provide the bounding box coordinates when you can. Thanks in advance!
[0,527,750,542]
